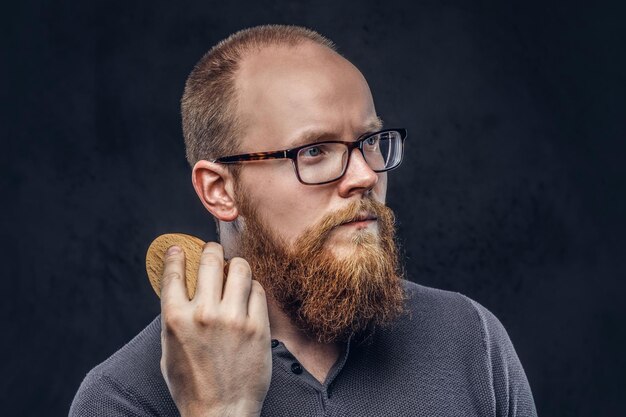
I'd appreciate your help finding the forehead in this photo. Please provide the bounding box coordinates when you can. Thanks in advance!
[235,42,378,152]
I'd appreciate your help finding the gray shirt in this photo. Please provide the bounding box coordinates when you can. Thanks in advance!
[69,280,537,416]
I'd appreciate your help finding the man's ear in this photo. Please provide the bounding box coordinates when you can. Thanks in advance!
[191,160,239,222]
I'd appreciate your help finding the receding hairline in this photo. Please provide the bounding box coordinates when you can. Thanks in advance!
[234,38,346,82]
[231,39,350,120]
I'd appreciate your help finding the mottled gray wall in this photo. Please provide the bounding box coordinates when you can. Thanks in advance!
[3,0,625,416]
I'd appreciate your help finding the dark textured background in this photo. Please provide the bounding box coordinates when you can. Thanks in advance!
[2,0,625,415]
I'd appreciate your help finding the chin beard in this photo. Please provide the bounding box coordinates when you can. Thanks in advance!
[236,195,408,345]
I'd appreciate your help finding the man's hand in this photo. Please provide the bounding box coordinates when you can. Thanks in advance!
[160,242,272,417]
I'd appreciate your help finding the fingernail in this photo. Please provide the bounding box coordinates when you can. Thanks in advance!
[166,246,181,255]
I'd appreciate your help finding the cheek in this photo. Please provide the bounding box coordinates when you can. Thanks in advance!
[239,167,323,242]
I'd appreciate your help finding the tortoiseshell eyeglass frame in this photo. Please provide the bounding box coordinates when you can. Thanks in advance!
[212,128,407,185]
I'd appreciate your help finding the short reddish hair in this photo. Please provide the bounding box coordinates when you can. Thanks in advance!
[181,25,337,169]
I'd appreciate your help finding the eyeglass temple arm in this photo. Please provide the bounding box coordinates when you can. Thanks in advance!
[212,150,289,164]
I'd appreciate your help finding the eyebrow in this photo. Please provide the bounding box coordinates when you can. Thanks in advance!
[288,116,384,149]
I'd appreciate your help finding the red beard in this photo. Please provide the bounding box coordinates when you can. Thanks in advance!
[236,191,407,344]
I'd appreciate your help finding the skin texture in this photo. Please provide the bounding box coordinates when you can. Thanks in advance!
[160,245,271,417]
[161,41,389,416]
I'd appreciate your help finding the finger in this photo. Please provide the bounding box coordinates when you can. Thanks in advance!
[247,280,269,327]
[194,242,224,304]
[160,246,188,308]
[222,257,252,316]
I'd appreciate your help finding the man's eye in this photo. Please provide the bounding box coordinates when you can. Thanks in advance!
[365,136,379,146]
[303,146,323,157]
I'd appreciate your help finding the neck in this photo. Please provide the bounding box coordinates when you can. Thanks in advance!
[265,295,336,348]
[266,294,344,384]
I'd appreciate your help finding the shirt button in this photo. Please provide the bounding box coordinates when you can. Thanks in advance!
[271,339,279,348]
[291,362,303,374]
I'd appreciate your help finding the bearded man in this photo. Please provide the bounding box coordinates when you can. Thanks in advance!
[70,25,537,417]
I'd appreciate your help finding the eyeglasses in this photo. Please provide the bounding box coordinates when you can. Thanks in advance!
[212,128,407,185]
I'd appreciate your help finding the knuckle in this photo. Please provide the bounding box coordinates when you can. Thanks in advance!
[250,323,269,339]
[162,271,183,283]
[248,318,267,337]
[192,304,217,326]
[200,251,223,267]
[162,311,184,332]
[228,257,251,278]
[243,323,258,337]
[251,280,265,295]
[224,315,248,332]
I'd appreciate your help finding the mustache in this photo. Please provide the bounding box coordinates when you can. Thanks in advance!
[294,197,388,252]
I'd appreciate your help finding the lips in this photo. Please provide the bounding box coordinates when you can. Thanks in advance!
[342,212,377,225]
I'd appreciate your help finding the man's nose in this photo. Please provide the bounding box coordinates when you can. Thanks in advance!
[337,148,379,196]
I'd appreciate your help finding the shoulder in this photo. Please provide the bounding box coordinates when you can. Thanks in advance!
[397,280,537,417]
[69,372,152,416]
[393,279,514,358]
[88,315,164,387]
[401,280,513,347]
[70,315,176,416]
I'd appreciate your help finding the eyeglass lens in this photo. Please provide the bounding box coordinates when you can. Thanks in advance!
[296,130,403,184]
